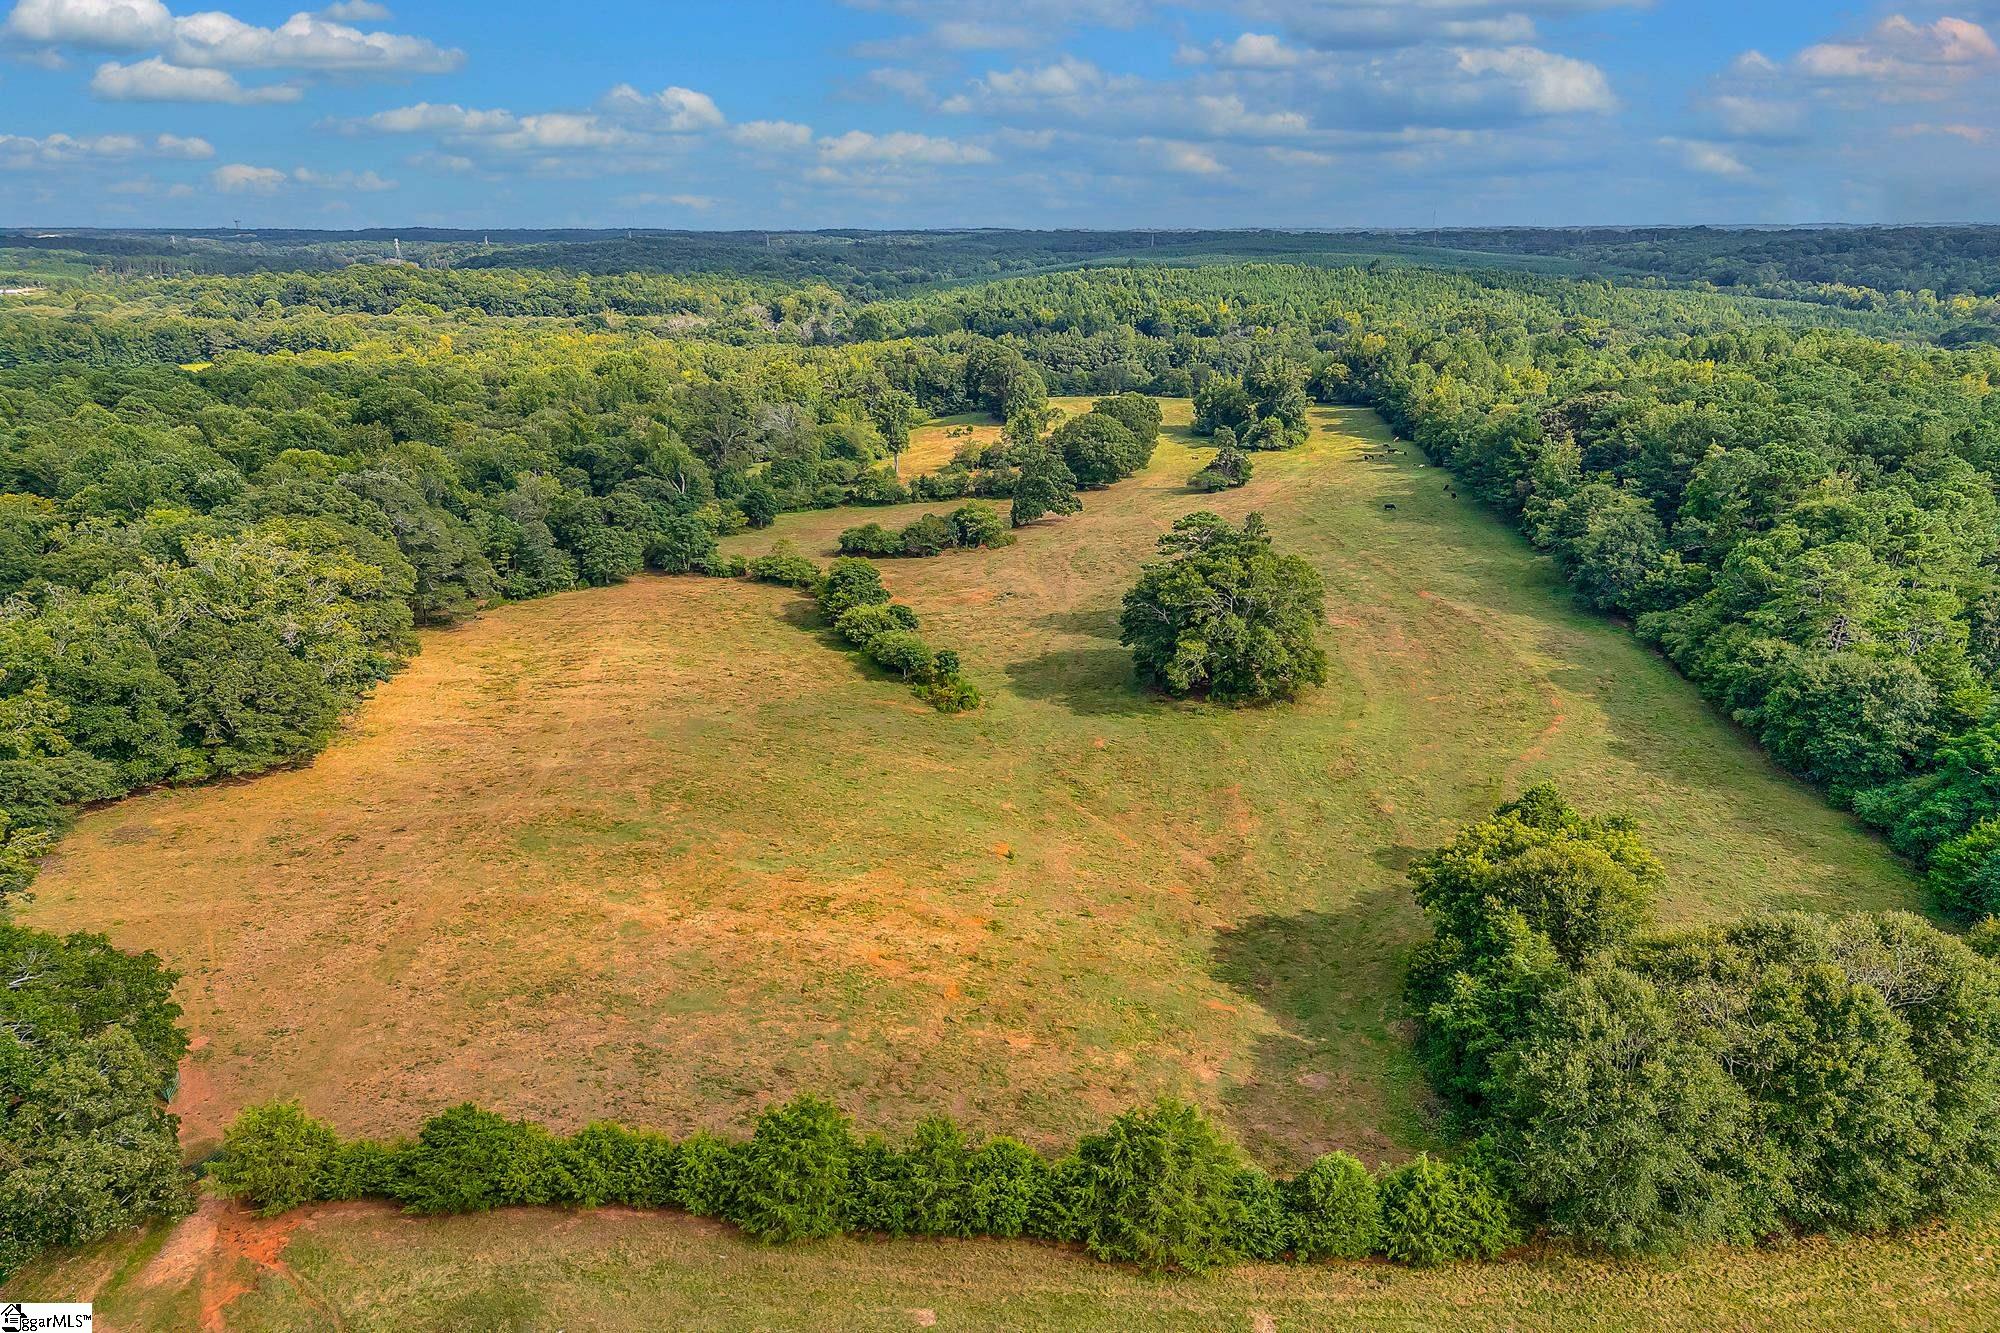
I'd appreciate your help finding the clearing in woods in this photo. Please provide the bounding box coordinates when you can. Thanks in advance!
[25,401,1916,1174]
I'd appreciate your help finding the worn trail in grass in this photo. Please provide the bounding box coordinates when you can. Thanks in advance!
[27,403,1915,1173]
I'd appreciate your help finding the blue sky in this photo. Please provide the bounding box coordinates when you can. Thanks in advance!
[2,0,1998,228]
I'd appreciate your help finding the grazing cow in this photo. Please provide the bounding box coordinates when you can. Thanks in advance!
[1384,503,1397,510]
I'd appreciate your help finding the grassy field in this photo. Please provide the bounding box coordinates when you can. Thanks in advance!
[26,400,1914,1167]
[19,1195,2000,1331]
[11,399,1934,1324]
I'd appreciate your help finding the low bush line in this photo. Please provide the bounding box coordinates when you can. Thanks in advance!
[210,1096,1513,1275]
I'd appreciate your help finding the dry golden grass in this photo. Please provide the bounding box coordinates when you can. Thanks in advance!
[27,404,1914,1177]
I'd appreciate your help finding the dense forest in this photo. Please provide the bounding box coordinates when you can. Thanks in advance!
[5,228,2000,1279]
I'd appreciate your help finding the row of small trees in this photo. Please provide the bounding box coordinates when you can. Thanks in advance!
[837,502,1011,558]
[815,557,981,712]
[210,1095,1513,1274]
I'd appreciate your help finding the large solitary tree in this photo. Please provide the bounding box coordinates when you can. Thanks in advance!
[1118,512,1328,703]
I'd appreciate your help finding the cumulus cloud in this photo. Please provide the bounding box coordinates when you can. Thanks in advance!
[816,129,993,164]
[91,55,298,101]
[0,127,210,164]
[1455,45,1615,114]
[165,10,459,72]
[209,162,287,192]
[211,161,395,192]
[6,0,460,73]
[732,118,814,151]
[4,0,171,49]
[1796,15,1997,82]
[599,84,726,131]
[1659,135,1751,178]
[319,0,388,18]
[1205,32,1303,69]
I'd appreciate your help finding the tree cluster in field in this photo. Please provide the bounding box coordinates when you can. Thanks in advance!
[0,924,191,1283]
[1190,429,1253,492]
[209,1094,1512,1275]
[898,392,1160,522]
[837,502,1011,558]
[813,558,980,713]
[1120,512,1328,704]
[1408,785,2000,1256]
[1193,361,1312,450]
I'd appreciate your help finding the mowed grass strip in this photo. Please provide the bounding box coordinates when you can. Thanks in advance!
[25,403,1915,1174]
[19,1196,1999,1332]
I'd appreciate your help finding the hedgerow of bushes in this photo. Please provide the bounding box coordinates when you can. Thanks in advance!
[209,1095,1512,1274]
[837,501,1013,558]
[815,557,981,713]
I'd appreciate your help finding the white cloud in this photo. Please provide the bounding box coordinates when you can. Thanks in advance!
[1158,139,1224,174]
[210,162,287,192]
[1455,45,1615,114]
[210,161,396,193]
[4,0,171,49]
[1209,32,1302,69]
[1797,16,1998,82]
[1659,135,1751,178]
[319,0,388,18]
[599,83,726,131]
[0,127,210,164]
[1706,93,1803,140]
[91,56,299,101]
[1192,92,1308,136]
[732,118,814,151]
[165,10,459,72]
[6,0,460,76]
[816,129,993,164]
[353,101,514,134]
[486,112,636,153]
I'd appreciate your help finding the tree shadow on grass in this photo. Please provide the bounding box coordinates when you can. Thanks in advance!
[1003,646,1154,718]
[1207,887,1440,1170]
[1028,608,1122,641]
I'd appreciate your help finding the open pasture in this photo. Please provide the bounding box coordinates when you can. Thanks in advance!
[25,403,1916,1175]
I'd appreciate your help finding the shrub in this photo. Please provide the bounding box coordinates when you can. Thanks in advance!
[209,1101,340,1217]
[394,1105,574,1214]
[1930,817,2000,919]
[674,1131,738,1218]
[899,513,955,558]
[949,502,1010,549]
[834,602,917,648]
[965,1137,1048,1238]
[899,1116,976,1236]
[566,1122,678,1208]
[838,522,902,557]
[320,1138,403,1201]
[1069,1099,1249,1274]
[730,1095,856,1243]
[1970,916,2000,959]
[746,542,820,589]
[1376,1155,1516,1265]
[865,630,936,682]
[845,1136,915,1235]
[1285,1152,1381,1261]
[1191,442,1252,492]
[1027,1153,1095,1244]
[815,557,890,620]
[920,674,982,714]
[1230,1168,1293,1260]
